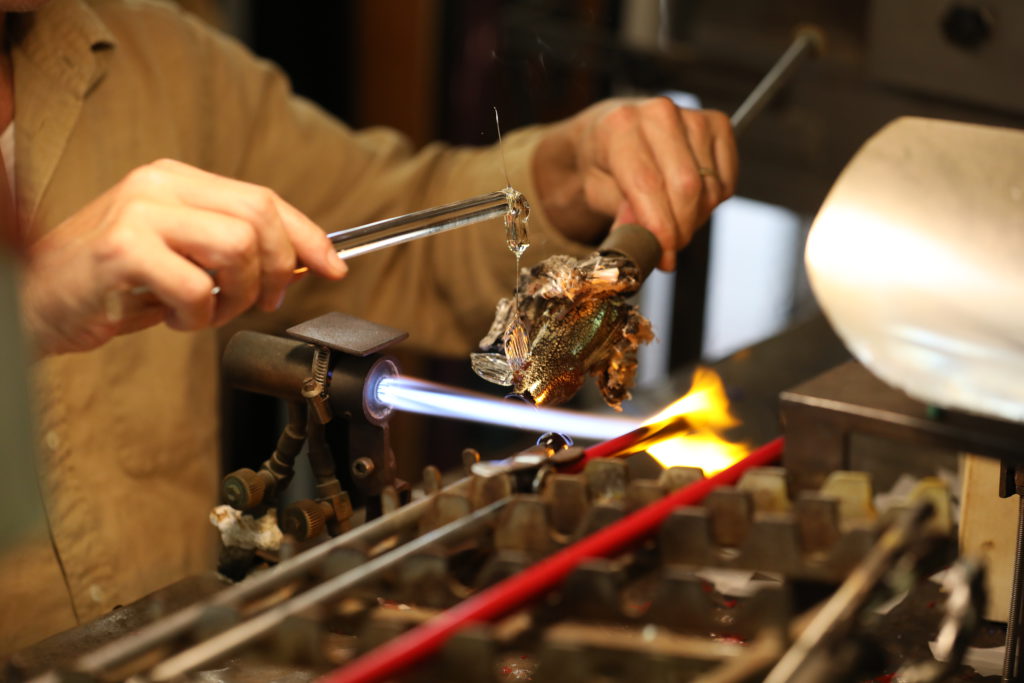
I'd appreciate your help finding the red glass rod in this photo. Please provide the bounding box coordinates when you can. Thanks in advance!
[319,436,785,683]
[560,416,694,474]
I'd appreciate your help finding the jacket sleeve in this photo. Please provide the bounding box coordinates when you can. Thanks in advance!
[168,10,593,355]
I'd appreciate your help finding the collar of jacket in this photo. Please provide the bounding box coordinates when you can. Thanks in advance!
[9,0,116,227]
[10,0,116,97]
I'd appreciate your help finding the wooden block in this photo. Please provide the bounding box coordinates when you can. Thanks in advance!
[960,453,1018,622]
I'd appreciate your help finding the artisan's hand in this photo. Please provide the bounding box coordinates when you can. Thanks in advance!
[20,158,346,355]
[533,97,738,271]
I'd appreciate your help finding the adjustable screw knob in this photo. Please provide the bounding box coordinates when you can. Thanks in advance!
[282,499,327,541]
[222,468,266,510]
[351,457,376,479]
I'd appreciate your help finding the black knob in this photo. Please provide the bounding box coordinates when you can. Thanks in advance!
[941,4,992,50]
[222,468,266,510]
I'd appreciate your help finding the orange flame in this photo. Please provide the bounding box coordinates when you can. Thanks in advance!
[643,367,747,475]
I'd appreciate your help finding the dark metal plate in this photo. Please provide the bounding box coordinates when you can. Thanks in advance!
[286,312,408,356]
[780,359,1024,491]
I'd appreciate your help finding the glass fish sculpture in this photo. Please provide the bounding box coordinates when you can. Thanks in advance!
[471,251,654,410]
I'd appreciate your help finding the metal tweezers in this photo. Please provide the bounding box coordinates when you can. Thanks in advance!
[325,189,514,261]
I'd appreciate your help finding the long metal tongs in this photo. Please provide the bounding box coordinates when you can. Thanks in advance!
[329,189,519,261]
[130,190,522,297]
[287,189,523,277]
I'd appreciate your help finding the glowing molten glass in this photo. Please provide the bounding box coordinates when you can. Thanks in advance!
[644,368,748,475]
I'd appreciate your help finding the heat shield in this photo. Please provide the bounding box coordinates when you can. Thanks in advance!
[805,116,1024,423]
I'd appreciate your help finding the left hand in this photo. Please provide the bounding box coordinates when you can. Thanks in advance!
[18,159,346,356]
[532,97,738,271]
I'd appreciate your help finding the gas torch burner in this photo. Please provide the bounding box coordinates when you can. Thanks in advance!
[221,312,644,541]
[222,312,410,536]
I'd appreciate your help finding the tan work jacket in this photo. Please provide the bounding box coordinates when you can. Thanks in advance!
[1,0,588,652]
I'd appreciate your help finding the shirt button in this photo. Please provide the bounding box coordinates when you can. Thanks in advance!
[44,430,61,451]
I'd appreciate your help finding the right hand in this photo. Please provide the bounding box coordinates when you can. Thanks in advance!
[20,158,347,355]
[533,98,738,271]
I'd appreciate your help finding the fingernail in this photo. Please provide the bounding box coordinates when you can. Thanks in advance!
[333,255,348,277]
[614,204,637,227]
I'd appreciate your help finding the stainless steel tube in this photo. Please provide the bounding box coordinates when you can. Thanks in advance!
[730,26,825,137]
[327,190,513,260]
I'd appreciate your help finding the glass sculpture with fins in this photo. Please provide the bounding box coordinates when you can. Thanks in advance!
[470,251,654,410]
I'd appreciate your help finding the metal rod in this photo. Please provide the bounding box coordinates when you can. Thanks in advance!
[1003,494,1024,682]
[320,437,785,683]
[329,193,510,260]
[763,501,935,683]
[729,25,824,137]
[71,477,471,676]
[329,191,508,243]
[290,190,513,274]
[148,498,510,681]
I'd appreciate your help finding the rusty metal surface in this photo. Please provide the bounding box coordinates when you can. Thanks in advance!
[4,573,229,679]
